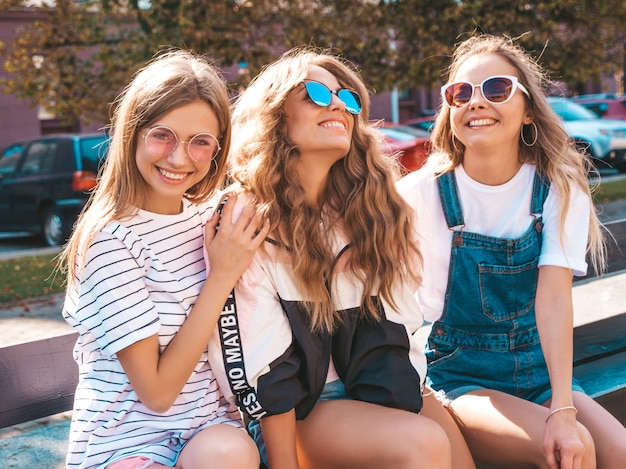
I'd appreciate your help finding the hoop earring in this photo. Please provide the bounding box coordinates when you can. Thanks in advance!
[521,122,538,147]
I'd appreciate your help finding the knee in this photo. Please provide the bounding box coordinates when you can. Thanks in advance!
[182,427,260,468]
[398,417,452,468]
[210,432,260,468]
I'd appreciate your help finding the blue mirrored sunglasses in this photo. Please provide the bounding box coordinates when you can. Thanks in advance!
[302,80,361,114]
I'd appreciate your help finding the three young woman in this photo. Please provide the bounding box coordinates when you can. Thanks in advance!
[397,34,626,468]
[61,38,625,469]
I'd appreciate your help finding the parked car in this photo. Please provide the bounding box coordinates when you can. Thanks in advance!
[0,133,109,246]
[547,97,626,172]
[376,125,431,173]
[570,94,626,120]
[402,115,436,134]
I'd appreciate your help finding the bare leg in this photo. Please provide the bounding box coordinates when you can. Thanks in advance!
[449,390,595,469]
[572,391,626,469]
[176,424,260,469]
[420,389,476,469]
[296,399,451,469]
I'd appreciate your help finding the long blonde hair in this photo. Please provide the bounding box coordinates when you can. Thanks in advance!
[60,50,232,281]
[428,34,606,274]
[229,47,421,333]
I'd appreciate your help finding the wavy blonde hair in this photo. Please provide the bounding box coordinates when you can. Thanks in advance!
[229,47,421,333]
[428,34,606,274]
[60,50,232,281]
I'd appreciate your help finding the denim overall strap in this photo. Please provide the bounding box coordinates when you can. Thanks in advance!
[436,171,464,229]
[425,168,572,403]
[531,171,551,215]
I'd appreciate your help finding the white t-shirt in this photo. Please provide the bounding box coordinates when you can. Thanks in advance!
[63,197,241,469]
[397,163,589,323]
[208,195,427,420]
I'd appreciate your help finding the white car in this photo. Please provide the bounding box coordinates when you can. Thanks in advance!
[547,97,626,172]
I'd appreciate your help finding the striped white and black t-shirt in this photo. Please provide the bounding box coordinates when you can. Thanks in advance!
[63,197,242,469]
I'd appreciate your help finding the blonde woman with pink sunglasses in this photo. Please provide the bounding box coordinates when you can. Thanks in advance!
[398,34,626,468]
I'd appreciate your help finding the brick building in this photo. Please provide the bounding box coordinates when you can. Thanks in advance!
[0,10,103,151]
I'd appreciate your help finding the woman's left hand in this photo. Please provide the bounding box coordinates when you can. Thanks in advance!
[205,193,270,286]
[543,410,586,469]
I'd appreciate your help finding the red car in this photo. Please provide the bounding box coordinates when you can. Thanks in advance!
[401,115,436,133]
[376,125,431,174]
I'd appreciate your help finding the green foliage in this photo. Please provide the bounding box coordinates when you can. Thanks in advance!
[0,253,65,304]
[0,0,625,125]
[593,178,626,205]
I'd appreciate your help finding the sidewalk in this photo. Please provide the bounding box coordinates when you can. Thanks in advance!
[0,293,70,347]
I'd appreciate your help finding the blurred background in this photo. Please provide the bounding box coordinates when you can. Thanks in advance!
[1,0,626,247]
[1,0,625,145]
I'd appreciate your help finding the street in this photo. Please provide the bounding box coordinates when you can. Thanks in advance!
[0,233,49,254]
[1,169,625,275]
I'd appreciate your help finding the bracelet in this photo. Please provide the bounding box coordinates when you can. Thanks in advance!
[546,405,578,422]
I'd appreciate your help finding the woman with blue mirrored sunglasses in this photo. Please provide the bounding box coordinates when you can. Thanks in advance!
[302,79,362,114]
[212,46,478,469]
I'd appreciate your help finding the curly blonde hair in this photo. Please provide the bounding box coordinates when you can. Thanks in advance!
[229,47,421,333]
[60,50,232,281]
[428,34,606,274]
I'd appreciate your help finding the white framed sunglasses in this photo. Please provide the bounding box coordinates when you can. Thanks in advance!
[441,75,530,109]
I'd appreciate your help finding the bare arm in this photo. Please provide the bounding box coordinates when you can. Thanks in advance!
[118,195,269,412]
[261,409,300,469]
[535,265,585,469]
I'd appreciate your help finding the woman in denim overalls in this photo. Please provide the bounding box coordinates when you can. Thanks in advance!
[398,35,626,468]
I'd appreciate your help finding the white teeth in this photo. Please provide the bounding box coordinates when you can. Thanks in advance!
[469,119,496,127]
[158,167,187,180]
[320,121,345,129]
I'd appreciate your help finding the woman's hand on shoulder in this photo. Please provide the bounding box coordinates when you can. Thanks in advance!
[205,192,269,285]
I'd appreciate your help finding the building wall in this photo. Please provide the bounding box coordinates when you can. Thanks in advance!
[0,10,104,152]
[0,11,43,151]
[0,9,403,152]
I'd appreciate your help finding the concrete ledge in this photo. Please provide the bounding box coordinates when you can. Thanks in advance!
[1,270,624,468]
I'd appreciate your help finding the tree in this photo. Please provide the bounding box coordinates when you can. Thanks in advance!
[396,0,626,93]
[1,0,625,125]
[0,0,287,125]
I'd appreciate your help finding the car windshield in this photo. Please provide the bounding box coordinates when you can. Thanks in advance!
[548,99,599,121]
[378,128,416,141]
[391,125,431,139]
[407,119,435,133]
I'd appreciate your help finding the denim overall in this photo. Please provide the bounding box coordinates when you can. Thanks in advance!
[426,170,584,404]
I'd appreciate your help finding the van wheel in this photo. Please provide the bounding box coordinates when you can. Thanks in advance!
[41,207,66,246]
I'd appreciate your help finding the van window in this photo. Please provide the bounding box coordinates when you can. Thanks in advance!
[0,143,25,176]
[21,141,58,175]
[79,136,108,172]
